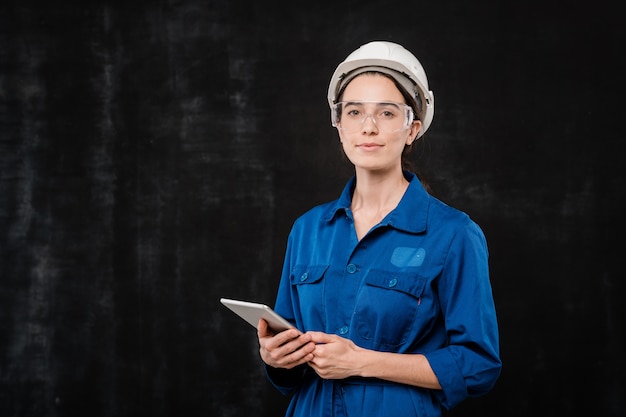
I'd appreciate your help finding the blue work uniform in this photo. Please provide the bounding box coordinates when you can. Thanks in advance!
[266,172,501,417]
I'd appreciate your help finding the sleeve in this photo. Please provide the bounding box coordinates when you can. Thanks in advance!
[264,226,307,396]
[424,220,502,409]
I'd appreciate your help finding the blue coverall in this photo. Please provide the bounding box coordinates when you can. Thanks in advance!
[266,172,502,417]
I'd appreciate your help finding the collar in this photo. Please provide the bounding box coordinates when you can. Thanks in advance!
[323,172,429,234]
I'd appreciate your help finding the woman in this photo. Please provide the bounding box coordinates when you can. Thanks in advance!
[257,41,501,417]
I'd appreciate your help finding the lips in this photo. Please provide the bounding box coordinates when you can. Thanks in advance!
[357,142,384,150]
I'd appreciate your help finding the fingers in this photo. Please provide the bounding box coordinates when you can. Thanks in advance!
[257,318,271,337]
[258,320,315,369]
[305,333,361,380]
[261,333,315,369]
[306,331,336,344]
[258,319,300,342]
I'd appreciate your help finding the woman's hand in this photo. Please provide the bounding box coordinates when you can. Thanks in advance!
[257,319,315,369]
[306,332,362,380]
[307,331,442,389]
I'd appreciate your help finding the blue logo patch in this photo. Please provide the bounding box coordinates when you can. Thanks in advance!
[391,247,426,267]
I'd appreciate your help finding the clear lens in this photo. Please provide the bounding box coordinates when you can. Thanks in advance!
[332,101,414,133]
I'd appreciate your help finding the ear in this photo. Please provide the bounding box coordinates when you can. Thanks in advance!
[406,120,422,145]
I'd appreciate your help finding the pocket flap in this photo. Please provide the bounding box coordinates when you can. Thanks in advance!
[291,265,329,285]
[364,269,427,297]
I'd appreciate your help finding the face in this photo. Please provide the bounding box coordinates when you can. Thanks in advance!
[337,74,422,174]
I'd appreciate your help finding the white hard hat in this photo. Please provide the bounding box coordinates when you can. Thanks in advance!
[327,41,435,138]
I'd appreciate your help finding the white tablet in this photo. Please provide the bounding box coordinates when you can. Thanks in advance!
[220,298,296,333]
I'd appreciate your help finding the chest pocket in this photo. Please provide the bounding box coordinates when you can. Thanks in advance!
[290,265,329,329]
[290,265,329,298]
[354,270,427,350]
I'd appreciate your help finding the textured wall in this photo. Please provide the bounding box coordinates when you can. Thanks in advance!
[1,1,624,416]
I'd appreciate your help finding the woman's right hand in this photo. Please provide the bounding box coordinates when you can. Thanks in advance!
[258,319,316,369]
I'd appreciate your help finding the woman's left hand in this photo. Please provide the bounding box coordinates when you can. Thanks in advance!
[306,331,363,380]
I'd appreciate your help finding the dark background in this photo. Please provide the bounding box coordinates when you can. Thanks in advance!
[1,1,624,416]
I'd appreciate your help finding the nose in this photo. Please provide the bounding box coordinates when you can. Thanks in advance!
[361,114,378,133]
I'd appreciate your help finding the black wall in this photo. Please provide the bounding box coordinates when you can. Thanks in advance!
[1,1,624,416]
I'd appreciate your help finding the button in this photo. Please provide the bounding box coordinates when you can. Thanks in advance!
[388,278,398,287]
[346,264,357,274]
[339,326,348,335]
[300,272,308,281]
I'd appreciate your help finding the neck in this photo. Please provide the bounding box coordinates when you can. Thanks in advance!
[351,168,409,213]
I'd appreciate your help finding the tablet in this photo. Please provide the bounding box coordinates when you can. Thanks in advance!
[220,298,296,333]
